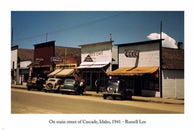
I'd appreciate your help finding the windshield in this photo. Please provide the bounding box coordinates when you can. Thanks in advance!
[64,79,75,85]
[108,80,119,88]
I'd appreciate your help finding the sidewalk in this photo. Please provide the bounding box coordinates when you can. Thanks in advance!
[11,84,184,105]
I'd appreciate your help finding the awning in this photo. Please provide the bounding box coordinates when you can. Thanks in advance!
[55,69,74,77]
[77,61,110,69]
[107,66,159,76]
[47,69,63,77]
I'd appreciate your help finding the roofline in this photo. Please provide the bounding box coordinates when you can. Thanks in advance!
[33,40,55,46]
[78,40,114,47]
[55,46,81,49]
[115,39,164,47]
[162,47,184,51]
[18,48,34,51]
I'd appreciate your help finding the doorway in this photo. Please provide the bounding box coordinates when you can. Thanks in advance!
[134,76,142,96]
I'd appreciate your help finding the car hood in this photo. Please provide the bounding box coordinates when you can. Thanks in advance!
[61,84,75,89]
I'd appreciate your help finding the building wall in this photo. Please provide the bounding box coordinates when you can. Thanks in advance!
[81,42,112,63]
[119,42,160,67]
[112,46,118,64]
[20,61,32,68]
[55,46,81,65]
[11,49,18,69]
[34,42,55,65]
[162,70,184,99]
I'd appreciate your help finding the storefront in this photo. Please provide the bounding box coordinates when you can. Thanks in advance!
[108,66,159,96]
[77,41,114,91]
[108,40,161,97]
[78,61,110,90]
[108,39,184,99]
[47,64,76,79]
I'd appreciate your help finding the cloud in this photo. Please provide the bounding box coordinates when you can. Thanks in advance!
[147,32,177,48]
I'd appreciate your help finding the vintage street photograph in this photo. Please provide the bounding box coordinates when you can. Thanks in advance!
[11,11,184,114]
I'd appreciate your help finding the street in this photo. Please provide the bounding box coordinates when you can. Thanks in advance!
[11,88,184,114]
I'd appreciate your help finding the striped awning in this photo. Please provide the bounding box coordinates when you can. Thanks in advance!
[55,69,74,77]
[77,61,110,69]
[47,69,63,77]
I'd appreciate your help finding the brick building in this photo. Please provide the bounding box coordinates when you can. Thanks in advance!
[32,41,81,79]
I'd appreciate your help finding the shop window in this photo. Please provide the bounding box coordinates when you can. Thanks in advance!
[143,75,159,91]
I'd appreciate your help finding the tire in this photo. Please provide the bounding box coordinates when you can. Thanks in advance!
[55,86,60,93]
[46,83,53,90]
[38,86,43,91]
[27,86,31,91]
[106,96,113,100]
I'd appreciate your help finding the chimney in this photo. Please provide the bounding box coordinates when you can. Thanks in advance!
[178,42,183,49]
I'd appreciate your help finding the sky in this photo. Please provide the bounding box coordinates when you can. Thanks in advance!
[11,11,184,49]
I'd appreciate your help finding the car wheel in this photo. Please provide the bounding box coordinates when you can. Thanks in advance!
[38,86,43,91]
[106,96,113,100]
[27,86,31,91]
[46,83,53,90]
[55,86,60,93]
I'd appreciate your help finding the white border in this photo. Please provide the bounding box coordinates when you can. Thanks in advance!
[1,0,194,130]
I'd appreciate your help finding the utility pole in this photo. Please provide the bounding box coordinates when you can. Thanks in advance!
[46,33,48,42]
[159,21,163,98]
[160,21,162,39]
[11,27,13,46]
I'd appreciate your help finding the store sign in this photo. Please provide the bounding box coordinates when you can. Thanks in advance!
[84,55,93,62]
[51,57,63,62]
[124,50,139,57]
[35,58,44,61]
[34,58,44,65]
[89,51,103,56]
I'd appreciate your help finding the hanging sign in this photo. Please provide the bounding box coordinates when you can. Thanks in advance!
[124,50,139,57]
[84,55,93,62]
[51,57,63,62]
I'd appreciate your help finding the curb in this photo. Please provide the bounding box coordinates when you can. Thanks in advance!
[11,85,27,90]
[132,97,184,105]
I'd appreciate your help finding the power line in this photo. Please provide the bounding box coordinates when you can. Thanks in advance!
[13,12,126,42]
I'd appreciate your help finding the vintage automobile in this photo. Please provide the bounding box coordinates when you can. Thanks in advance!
[27,77,46,91]
[43,78,63,93]
[103,79,132,100]
[60,78,85,95]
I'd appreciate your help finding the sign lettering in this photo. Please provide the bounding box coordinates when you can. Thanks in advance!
[51,57,63,62]
[89,51,103,56]
[124,50,139,57]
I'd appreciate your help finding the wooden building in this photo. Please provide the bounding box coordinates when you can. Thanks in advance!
[108,39,184,99]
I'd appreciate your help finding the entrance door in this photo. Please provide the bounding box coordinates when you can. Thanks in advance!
[134,76,142,96]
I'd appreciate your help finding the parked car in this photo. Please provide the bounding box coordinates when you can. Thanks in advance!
[103,79,132,100]
[43,78,63,93]
[60,78,85,95]
[27,77,46,91]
